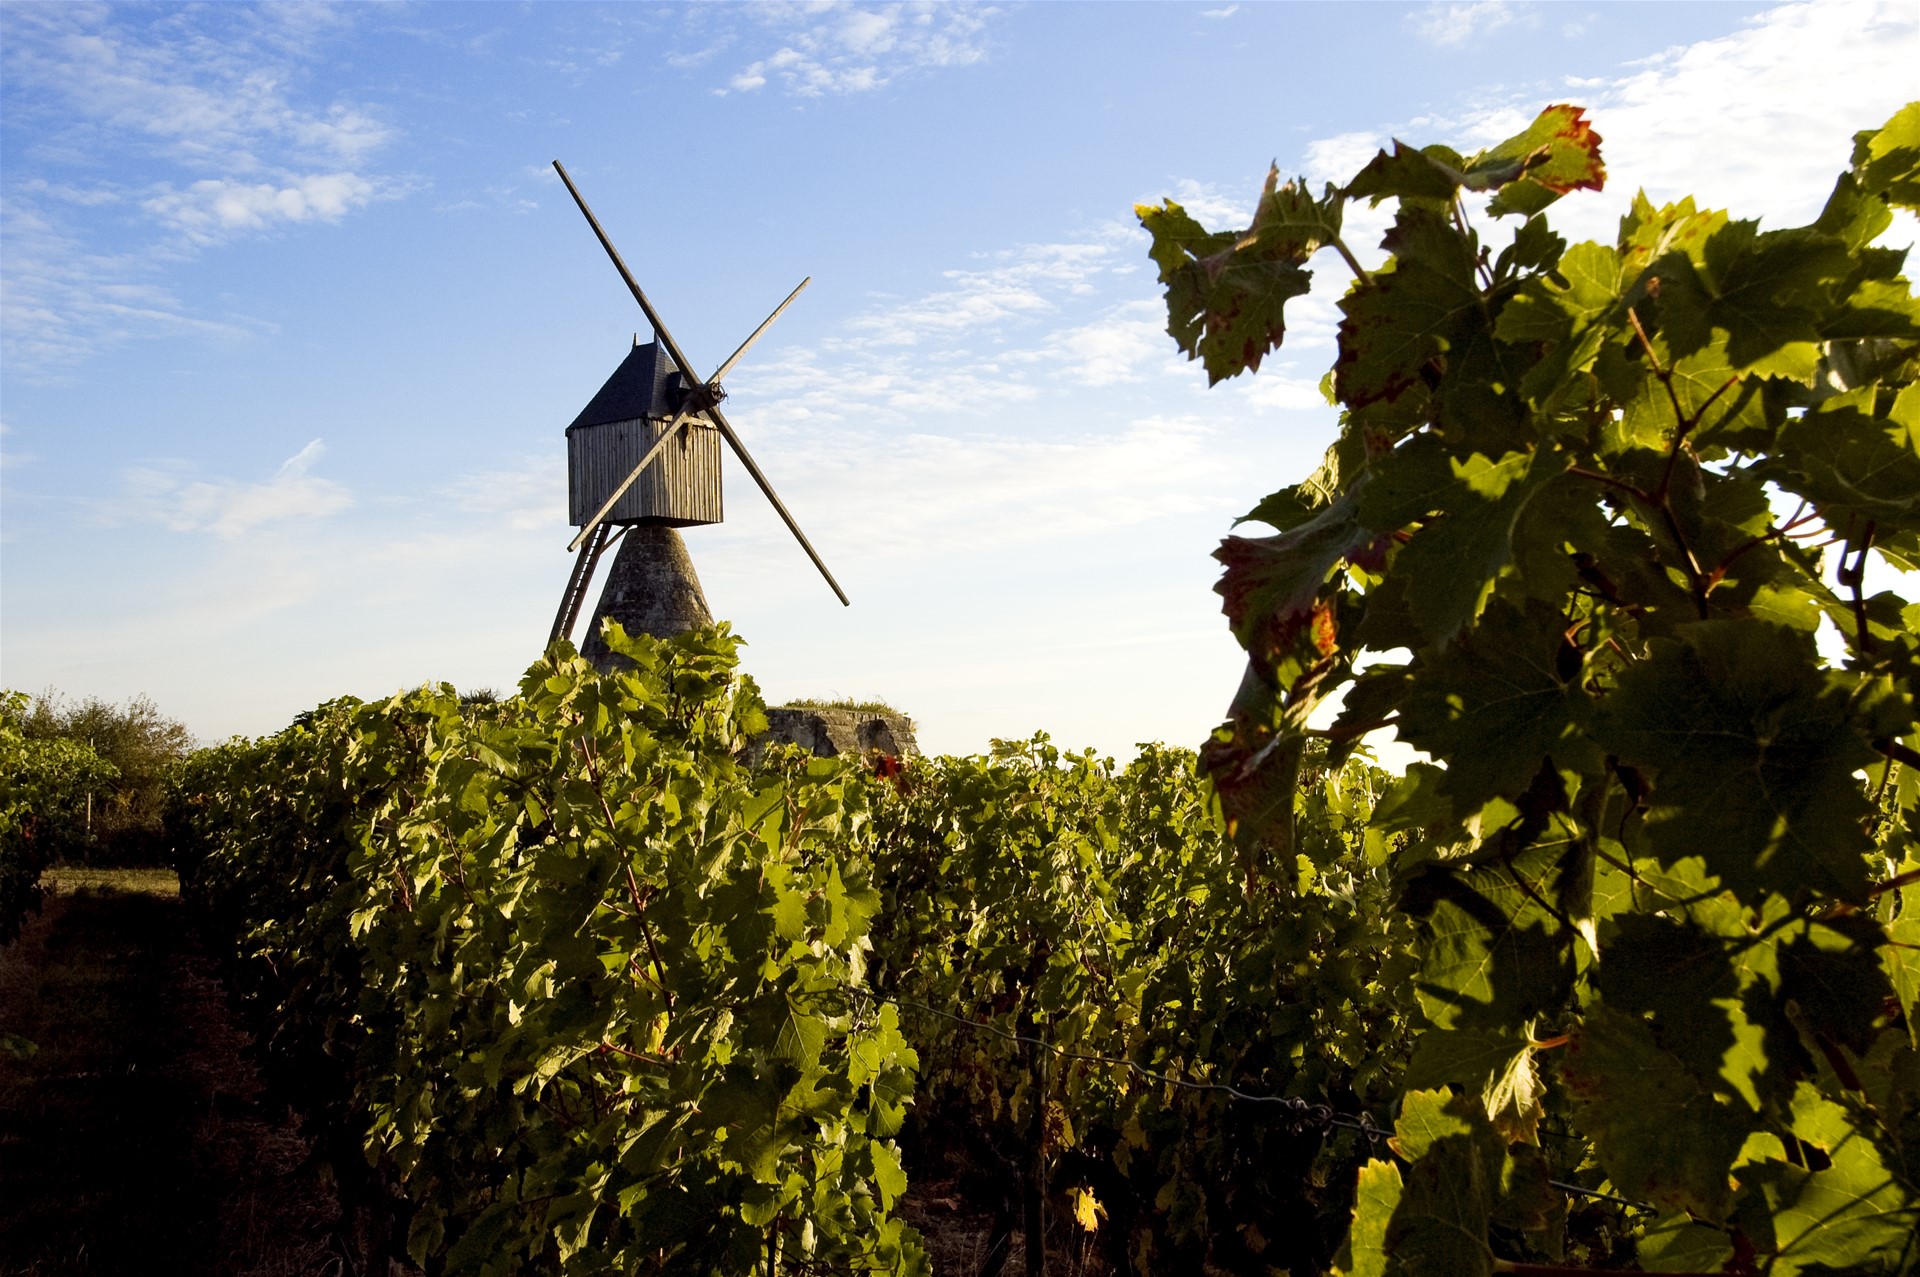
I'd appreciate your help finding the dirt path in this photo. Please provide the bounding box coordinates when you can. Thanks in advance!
[0,869,341,1277]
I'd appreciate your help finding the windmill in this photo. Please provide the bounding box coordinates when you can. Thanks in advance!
[546,161,848,668]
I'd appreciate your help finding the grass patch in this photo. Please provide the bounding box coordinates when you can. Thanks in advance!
[778,696,904,715]
[44,864,179,897]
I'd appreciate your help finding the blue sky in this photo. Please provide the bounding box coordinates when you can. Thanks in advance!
[2,0,1914,757]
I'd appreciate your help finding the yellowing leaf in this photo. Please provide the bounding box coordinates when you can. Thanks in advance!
[1071,1186,1106,1232]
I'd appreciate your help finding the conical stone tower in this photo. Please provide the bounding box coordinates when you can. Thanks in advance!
[580,526,713,670]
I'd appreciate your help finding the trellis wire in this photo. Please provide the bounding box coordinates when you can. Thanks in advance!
[847,987,1654,1213]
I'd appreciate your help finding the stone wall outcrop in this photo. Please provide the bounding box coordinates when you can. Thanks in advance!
[744,707,919,766]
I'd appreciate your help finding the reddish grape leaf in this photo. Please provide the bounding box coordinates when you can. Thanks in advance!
[1215,490,1371,657]
[1477,105,1607,217]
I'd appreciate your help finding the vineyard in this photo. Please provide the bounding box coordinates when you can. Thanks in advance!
[5,101,1920,1274]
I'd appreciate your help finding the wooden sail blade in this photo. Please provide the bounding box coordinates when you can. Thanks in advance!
[701,400,851,607]
[710,277,809,386]
[552,161,704,400]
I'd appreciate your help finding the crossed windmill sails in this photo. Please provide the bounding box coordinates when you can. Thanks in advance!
[550,160,849,626]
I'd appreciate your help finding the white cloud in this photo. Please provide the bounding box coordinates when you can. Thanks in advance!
[708,414,1240,563]
[143,172,378,242]
[1553,0,1918,241]
[713,1,994,97]
[2,5,388,170]
[1304,0,1917,248]
[1407,1,1518,48]
[1201,6,1240,18]
[440,455,566,532]
[115,439,353,538]
[1239,372,1328,412]
[1026,302,1177,387]
[1159,177,1255,228]
[1301,132,1386,188]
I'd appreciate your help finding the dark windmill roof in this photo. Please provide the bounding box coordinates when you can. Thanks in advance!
[569,338,687,430]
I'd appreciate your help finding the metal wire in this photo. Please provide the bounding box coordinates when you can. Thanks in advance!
[845,986,1655,1212]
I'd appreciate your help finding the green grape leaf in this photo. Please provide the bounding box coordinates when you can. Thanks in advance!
[1656,221,1851,379]
[868,1138,908,1209]
[1851,100,1920,211]
[1562,1005,1752,1221]
[1401,850,1575,1034]
[1636,1212,1737,1273]
[1237,165,1345,261]
[1496,241,1626,404]
[1215,489,1371,654]
[1770,383,1920,534]
[1592,622,1889,905]
[1136,190,1317,385]
[1405,1027,1544,1144]
[1346,141,1466,205]
[1335,1159,1403,1277]
[1778,916,1896,1056]
[1884,913,1920,1049]
[1742,1083,1918,1274]
[1396,598,1598,808]
[1384,1089,1499,1277]
[1476,104,1607,218]
[1335,208,1482,408]
[1595,911,1805,1112]
[1359,439,1569,645]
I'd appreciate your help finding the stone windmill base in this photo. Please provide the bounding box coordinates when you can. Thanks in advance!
[580,527,713,669]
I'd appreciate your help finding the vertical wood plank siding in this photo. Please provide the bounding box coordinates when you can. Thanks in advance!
[567,418,723,527]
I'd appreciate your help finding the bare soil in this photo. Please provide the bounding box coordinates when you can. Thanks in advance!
[0,869,341,1276]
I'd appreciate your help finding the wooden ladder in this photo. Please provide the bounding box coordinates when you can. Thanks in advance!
[548,522,621,645]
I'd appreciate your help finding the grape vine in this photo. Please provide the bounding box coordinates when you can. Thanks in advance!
[1140,102,1920,1273]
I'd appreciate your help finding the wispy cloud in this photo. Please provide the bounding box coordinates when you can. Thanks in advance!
[114,439,354,538]
[1201,5,1240,18]
[1406,1,1518,48]
[440,455,566,533]
[843,238,1122,346]
[0,4,395,375]
[720,222,1178,428]
[713,1,995,97]
[708,414,1240,565]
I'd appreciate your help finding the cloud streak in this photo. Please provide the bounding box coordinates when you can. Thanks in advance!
[114,439,354,538]
[1406,1,1518,48]
[715,1,995,97]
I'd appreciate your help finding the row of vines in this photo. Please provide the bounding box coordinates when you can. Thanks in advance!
[167,621,1427,1274]
[162,100,1920,1275]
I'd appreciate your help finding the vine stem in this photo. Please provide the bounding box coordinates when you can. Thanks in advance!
[1329,233,1373,286]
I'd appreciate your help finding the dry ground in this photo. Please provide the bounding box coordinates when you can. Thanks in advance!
[0,869,341,1276]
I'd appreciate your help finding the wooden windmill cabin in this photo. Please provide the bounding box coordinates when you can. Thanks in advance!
[546,161,848,671]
